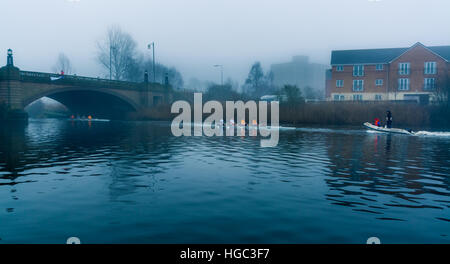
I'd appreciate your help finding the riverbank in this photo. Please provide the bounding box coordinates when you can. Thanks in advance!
[0,104,6,120]
[131,101,450,129]
[279,102,449,128]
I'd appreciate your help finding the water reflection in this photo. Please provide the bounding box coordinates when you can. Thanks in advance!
[0,121,448,243]
[325,131,450,222]
[0,120,182,200]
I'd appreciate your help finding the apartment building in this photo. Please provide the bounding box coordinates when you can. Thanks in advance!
[326,42,450,103]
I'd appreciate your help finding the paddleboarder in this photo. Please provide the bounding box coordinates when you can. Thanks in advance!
[386,111,392,128]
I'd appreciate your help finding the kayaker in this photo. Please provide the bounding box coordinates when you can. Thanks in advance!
[386,111,392,128]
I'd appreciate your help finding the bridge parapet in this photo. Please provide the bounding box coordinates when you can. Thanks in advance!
[19,71,170,92]
[1,49,174,119]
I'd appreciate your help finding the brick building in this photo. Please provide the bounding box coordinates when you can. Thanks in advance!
[326,42,450,103]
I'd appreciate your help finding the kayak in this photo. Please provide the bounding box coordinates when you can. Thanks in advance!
[363,122,414,135]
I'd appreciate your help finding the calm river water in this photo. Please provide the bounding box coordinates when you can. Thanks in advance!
[0,119,449,243]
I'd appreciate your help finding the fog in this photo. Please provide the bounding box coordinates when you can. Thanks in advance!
[1,0,450,85]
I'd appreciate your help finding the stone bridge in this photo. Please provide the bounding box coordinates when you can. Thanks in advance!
[0,50,173,119]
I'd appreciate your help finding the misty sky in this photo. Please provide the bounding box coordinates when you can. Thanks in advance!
[1,0,450,86]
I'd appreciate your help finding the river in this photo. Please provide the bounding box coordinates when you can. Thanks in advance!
[0,119,449,243]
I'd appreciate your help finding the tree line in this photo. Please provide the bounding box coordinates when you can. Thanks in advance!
[52,25,184,89]
[51,26,319,103]
[203,61,318,104]
[96,26,183,89]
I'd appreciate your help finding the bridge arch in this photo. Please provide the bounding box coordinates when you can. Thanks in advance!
[23,87,140,119]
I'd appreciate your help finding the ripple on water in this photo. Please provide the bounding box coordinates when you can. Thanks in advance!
[0,120,449,243]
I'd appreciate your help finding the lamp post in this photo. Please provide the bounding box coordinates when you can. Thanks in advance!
[6,49,13,108]
[148,42,156,83]
[109,45,116,80]
[213,64,223,86]
[7,49,13,66]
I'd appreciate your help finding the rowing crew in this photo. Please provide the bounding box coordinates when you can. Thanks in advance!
[219,119,261,128]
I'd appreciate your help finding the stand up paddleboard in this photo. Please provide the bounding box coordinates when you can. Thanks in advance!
[364,122,414,135]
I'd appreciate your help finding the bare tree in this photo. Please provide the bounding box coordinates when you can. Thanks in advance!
[141,59,184,89]
[243,62,277,98]
[96,25,184,85]
[435,73,450,105]
[52,53,73,74]
[97,25,138,80]
[245,62,265,89]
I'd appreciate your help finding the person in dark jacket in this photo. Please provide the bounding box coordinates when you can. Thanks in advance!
[386,110,392,128]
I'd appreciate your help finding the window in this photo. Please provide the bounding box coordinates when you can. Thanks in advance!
[336,65,344,72]
[375,94,382,100]
[353,94,363,101]
[376,64,384,71]
[424,62,437,74]
[336,80,344,87]
[353,80,364,91]
[398,78,410,91]
[353,65,364,76]
[424,78,436,90]
[333,94,345,101]
[375,79,383,86]
[398,63,410,75]
[334,94,345,101]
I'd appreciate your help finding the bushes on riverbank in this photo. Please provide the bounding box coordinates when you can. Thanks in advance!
[0,103,6,120]
[279,102,436,128]
[131,93,450,129]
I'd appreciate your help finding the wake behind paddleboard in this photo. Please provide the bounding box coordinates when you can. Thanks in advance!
[364,122,414,135]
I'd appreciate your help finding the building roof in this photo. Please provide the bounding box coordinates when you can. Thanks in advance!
[428,46,450,61]
[331,43,450,65]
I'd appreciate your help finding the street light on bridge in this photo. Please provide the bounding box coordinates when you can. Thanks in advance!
[147,42,156,83]
[7,49,13,66]
[109,45,116,80]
